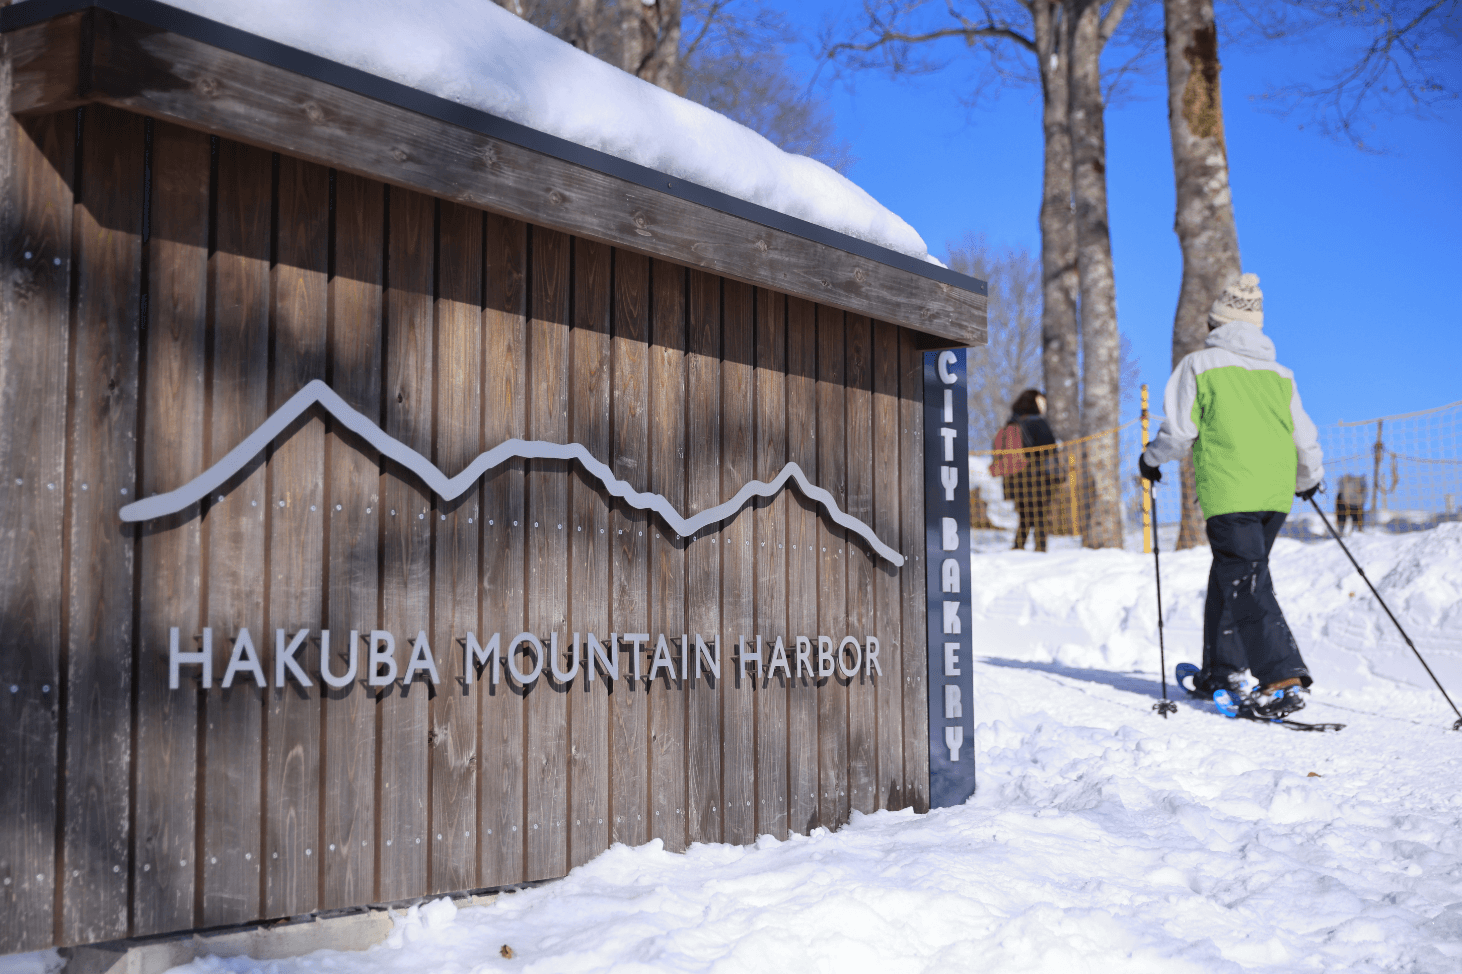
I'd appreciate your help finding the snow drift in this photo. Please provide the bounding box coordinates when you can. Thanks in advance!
[9,528,1457,973]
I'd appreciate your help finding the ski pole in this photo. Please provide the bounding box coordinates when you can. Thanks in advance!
[1309,496,1462,731]
[1151,479,1176,717]
[1142,384,1176,718]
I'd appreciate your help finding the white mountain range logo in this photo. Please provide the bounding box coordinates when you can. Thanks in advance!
[121,379,906,567]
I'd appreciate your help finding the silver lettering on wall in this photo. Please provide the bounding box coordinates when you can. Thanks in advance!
[166,627,881,690]
[118,379,905,566]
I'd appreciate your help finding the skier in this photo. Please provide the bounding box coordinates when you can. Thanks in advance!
[1138,274,1323,719]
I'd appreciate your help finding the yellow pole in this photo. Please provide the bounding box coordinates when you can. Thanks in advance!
[1140,383,1153,553]
[1066,450,1079,538]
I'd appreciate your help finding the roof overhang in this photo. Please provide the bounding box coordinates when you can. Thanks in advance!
[3,0,987,347]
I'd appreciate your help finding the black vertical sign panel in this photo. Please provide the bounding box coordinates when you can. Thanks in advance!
[924,349,975,807]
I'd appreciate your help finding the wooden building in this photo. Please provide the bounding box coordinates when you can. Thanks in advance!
[0,0,986,954]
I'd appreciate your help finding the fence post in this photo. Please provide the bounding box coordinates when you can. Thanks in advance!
[1371,419,1384,519]
[1140,383,1152,553]
[1066,449,1079,540]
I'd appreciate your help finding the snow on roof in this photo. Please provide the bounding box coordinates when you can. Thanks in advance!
[146,0,934,262]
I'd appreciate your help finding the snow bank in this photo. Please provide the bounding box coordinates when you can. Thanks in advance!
[13,530,1458,973]
[968,522,1462,701]
[121,0,931,261]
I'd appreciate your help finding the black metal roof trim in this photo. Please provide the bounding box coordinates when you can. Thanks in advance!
[4,0,988,298]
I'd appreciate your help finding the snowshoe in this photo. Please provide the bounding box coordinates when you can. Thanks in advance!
[1213,687,1343,732]
[1177,663,1245,700]
[1212,688,1246,718]
[1249,684,1306,720]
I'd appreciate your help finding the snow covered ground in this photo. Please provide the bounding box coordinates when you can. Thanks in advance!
[10,527,1460,973]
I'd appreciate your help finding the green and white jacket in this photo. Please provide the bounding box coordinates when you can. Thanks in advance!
[1142,322,1323,518]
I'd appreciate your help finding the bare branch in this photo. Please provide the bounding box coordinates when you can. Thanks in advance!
[1099,0,1136,43]
[825,24,1038,60]
[1239,0,1460,148]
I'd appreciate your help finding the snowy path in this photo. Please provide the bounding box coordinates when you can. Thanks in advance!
[161,654,1462,973]
[16,527,1459,974]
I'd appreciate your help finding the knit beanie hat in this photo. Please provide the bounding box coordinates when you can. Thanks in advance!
[1210,273,1264,326]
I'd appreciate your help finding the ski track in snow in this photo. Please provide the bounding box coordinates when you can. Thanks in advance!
[9,527,1460,973]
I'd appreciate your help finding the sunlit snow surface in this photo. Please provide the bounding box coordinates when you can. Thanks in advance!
[145,527,1462,971]
[95,0,932,261]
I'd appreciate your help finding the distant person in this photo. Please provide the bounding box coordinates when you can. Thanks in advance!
[1335,474,1366,535]
[991,389,1057,552]
[1138,274,1324,719]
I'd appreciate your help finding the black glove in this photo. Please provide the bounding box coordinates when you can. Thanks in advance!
[1138,455,1162,483]
[1296,483,1320,502]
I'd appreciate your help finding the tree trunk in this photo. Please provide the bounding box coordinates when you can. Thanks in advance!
[1164,0,1240,549]
[565,0,603,56]
[622,0,683,93]
[1067,0,1123,549]
[1033,1,1081,444]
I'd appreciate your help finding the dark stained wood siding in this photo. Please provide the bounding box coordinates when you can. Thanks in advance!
[320,170,383,911]
[0,109,73,954]
[524,227,571,882]
[200,138,271,927]
[263,155,328,919]
[752,290,789,840]
[1,107,937,953]
[607,251,650,849]
[567,238,611,868]
[133,120,209,937]
[478,214,528,888]
[647,260,688,854]
[62,105,144,946]
[429,201,483,894]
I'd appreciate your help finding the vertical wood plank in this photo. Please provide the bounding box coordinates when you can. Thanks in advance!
[377,188,433,901]
[871,320,905,811]
[320,171,382,910]
[784,297,818,835]
[719,280,755,845]
[816,305,849,829]
[525,227,570,881]
[478,214,527,887]
[684,270,721,846]
[133,121,208,937]
[0,110,72,953]
[201,139,269,926]
[568,238,610,868]
[264,155,327,919]
[647,259,686,853]
[899,329,929,813]
[608,249,649,849]
[843,313,877,817]
[63,104,143,945]
[428,201,482,894]
[752,289,788,841]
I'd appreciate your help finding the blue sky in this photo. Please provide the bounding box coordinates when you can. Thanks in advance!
[779,2,1461,428]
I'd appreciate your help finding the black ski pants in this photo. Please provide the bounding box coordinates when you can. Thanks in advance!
[1202,511,1311,689]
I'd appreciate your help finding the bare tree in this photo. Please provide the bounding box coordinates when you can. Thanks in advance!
[1067,0,1132,548]
[1244,0,1461,149]
[823,2,1087,443]
[946,235,1044,446]
[682,1,855,169]
[1164,0,1240,548]
[822,6,1144,545]
[494,0,852,169]
[621,0,684,91]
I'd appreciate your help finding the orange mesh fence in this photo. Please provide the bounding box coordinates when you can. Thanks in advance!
[1282,398,1462,540]
[970,398,1462,553]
